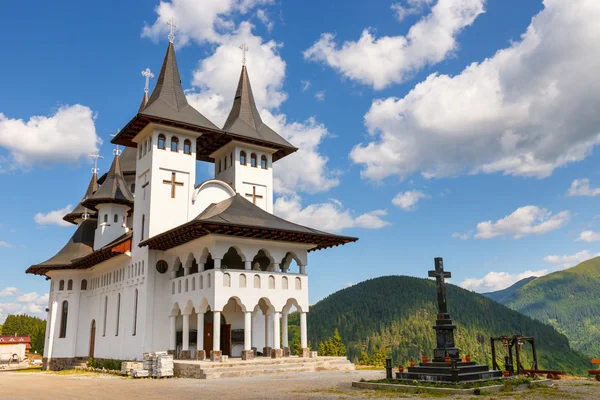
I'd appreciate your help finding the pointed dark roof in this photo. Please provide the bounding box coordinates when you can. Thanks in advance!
[82,155,134,210]
[63,173,99,225]
[98,147,137,185]
[222,66,295,153]
[141,194,357,251]
[139,91,149,112]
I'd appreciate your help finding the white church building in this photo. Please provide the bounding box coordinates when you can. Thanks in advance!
[27,34,357,370]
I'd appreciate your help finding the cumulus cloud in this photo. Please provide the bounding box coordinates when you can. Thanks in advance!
[256,9,273,32]
[0,288,48,323]
[351,1,600,181]
[576,230,600,242]
[460,269,547,293]
[473,206,570,239]
[0,287,19,297]
[274,195,390,233]
[15,292,40,303]
[0,105,99,170]
[392,0,435,21]
[314,90,326,101]
[544,250,600,268]
[34,205,73,227]
[451,231,472,240]
[392,189,428,210]
[304,0,484,90]
[566,178,600,197]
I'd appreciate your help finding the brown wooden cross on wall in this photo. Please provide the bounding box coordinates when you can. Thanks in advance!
[163,172,183,198]
[245,186,263,205]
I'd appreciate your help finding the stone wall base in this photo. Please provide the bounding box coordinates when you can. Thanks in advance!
[179,350,190,360]
[300,348,310,358]
[242,350,254,360]
[271,348,283,359]
[42,357,102,371]
[283,347,291,357]
[195,350,206,361]
[263,347,272,357]
[210,350,222,362]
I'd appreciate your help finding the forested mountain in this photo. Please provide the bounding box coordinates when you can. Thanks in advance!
[295,275,588,375]
[1,314,46,354]
[483,276,537,303]
[484,257,600,358]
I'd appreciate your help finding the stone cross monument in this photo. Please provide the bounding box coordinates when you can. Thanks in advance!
[428,257,460,362]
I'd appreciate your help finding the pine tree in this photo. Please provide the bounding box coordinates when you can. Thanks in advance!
[370,347,387,367]
[358,350,370,365]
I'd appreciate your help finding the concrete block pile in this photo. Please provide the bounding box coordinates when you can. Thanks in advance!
[127,352,174,378]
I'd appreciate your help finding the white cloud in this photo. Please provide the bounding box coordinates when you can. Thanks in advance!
[351,1,600,181]
[35,293,49,306]
[301,80,311,92]
[474,206,570,239]
[314,90,326,101]
[0,105,99,170]
[141,0,274,45]
[460,269,547,292]
[544,250,600,269]
[392,0,435,21]
[0,287,19,297]
[566,178,600,197]
[576,230,600,242]
[256,9,273,32]
[0,241,12,248]
[274,195,390,233]
[304,0,484,90]
[34,205,73,227]
[392,189,428,210]
[451,231,472,240]
[15,292,40,303]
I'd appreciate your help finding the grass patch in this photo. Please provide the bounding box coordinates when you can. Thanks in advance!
[14,367,43,373]
[47,369,103,376]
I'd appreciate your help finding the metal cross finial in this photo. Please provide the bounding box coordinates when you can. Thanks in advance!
[110,130,122,156]
[240,43,249,66]
[141,68,154,94]
[167,18,177,43]
[89,154,104,174]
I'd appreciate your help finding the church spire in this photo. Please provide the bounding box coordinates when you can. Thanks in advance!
[82,154,134,211]
[63,168,100,225]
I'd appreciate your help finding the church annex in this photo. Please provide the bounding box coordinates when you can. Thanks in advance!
[26,32,357,370]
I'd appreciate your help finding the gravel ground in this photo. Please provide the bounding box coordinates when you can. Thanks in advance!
[0,370,598,400]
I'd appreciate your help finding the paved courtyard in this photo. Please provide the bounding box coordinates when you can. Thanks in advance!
[1,370,599,399]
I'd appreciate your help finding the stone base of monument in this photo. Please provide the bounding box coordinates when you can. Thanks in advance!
[396,360,502,384]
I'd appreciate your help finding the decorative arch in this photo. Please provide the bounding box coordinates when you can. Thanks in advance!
[197,297,210,313]
[171,302,182,317]
[173,257,184,278]
[183,299,195,316]
[158,134,166,150]
[222,247,244,269]
[252,249,274,271]
[283,298,303,314]
[192,179,236,203]
[280,252,302,273]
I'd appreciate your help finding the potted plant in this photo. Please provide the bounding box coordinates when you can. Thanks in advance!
[421,355,428,363]
[409,359,415,367]
[503,370,510,377]
[465,354,471,362]
[398,365,404,373]
[445,354,451,365]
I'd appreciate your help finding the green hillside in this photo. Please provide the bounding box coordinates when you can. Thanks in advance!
[295,275,588,375]
[483,276,537,303]
[484,257,600,358]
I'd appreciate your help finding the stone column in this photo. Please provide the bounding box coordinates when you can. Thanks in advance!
[196,312,205,360]
[244,261,252,270]
[300,312,309,357]
[242,311,253,360]
[263,312,272,356]
[170,315,177,351]
[44,299,58,369]
[211,311,222,361]
[198,262,205,272]
[184,264,190,276]
[180,313,190,360]
[214,258,222,270]
[272,312,282,358]
[300,264,306,274]
[282,311,290,357]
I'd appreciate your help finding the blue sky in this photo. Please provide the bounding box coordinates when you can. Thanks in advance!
[2,0,600,322]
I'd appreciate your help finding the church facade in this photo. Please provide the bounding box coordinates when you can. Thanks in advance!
[27,36,356,370]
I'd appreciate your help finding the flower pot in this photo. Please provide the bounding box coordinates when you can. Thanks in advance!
[398,366,404,373]
[445,356,451,365]
[503,370,510,377]
[409,360,415,367]
[465,355,471,362]
[421,356,428,363]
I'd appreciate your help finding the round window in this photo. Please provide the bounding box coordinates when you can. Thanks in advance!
[156,260,168,274]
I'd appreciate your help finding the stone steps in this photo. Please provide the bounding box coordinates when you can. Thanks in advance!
[174,357,354,379]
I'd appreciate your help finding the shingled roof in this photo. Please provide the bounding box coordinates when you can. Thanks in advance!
[140,194,357,251]
[82,154,134,211]
[98,147,136,185]
[63,173,99,225]
[221,66,297,158]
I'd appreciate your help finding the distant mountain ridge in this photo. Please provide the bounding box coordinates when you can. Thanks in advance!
[483,276,537,303]
[295,275,588,374]
[483,257,600,358]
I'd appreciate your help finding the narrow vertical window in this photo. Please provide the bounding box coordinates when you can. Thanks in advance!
[240,151,246,165]
[230,152,233,167]
[184,139,192,155]
[103,296,108,336]
[261,155,268,169]
[103,214,108,224]
[67,279,73,291]
[59,301,68,338]
[115,293,121,336]
[141,215,145,241]
[158,134,166,149]
[133,289,138,336]
[250,153,257,167]
[81,279,88,290]
[171,136,179,152]
[114,214,119,223]
[218,158,222,173]
[59,280,65,291]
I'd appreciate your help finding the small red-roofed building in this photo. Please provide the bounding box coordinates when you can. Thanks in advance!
[0,336,31,362]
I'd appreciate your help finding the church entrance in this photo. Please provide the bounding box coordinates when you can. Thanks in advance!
[203,311,231,356]
[89,320,96,358]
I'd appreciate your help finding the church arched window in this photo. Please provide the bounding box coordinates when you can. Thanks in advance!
[115,293,121,336]
[158,134,166,150]
[184,139,192,155]
[133,289,138,336]
[59,280,65,291]
[138,146,143,160]
[103,214,108,224]
[253,275,261,288]
[230,152,233,167]
[240,151,247,165]
[261,155,268,169]
[130,183,135,194]
[103,296,108,336]
[250,153,257,167]
[59,301,68,338]
[141,215,145,241]
[81,279,88,291]
[171,136,179,152]
[67,279,73,291]
[218,158,222,173]
[113,214,118,223]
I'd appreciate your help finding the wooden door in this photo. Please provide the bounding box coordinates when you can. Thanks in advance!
[204,323,213,355]
[89,320,96,358]
[222,325,232,356]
